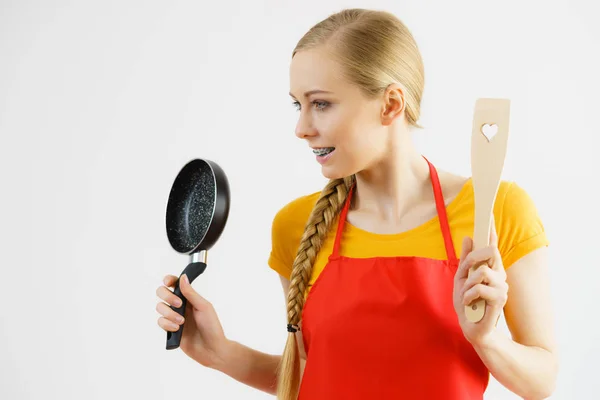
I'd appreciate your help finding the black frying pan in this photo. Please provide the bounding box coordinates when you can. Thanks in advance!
[164,158,230,350]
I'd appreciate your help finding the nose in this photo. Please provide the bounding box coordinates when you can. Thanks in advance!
[295,113,317,140]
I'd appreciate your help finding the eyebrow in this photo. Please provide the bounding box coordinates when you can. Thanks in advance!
[289,90,333,98]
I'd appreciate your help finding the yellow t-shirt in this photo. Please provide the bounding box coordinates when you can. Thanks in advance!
[268,179,549,290]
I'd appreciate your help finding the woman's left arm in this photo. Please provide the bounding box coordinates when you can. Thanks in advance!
[456,241,558,400]
[472,246,558,399]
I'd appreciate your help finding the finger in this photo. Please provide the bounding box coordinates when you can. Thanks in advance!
[179,274,211,310]
[463,264,506,293]
[156,285,183,308]
[157,316,181,332]
[463,283,508,307]
[470,242,503,273]
[458,246,494,279]
[490,221,498,247]
[489,245,505,273]
[456,237,474,279]
[156,302,185,325]
[163,274,178,288]
[462,263,494,289]
[460,236,473,262]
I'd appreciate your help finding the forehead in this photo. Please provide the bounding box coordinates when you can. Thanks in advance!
[289,48,347,96]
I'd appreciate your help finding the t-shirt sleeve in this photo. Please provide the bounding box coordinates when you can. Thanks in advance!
[496,182,549,269]
[267,194,315,280]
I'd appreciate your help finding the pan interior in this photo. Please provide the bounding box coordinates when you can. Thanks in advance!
[166,161,216,253]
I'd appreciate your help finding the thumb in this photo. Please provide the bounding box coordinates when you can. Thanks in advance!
[455,236,473,280]
[179,274,210,310]
[459,236,473,262]
[489,220,498,247]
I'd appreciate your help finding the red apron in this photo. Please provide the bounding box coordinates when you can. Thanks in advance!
[299,159,489,399]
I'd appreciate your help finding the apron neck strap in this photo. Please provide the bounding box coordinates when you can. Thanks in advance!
[425,157,458,264]
[331,183,354,257]
[331,156,457,263]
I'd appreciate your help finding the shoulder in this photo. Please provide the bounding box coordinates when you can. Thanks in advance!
[268,190,321,279]
[453,177,537,213]
[271,191,321,229]
[449,176,548,269]
[496,180,539,212]
[494,180,549,269]
[493,180,544,228]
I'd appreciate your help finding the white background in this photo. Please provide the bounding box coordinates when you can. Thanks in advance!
[1,0,598,399]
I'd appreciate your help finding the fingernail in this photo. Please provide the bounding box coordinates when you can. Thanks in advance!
[181,274,188,284]
[176,315,184,323]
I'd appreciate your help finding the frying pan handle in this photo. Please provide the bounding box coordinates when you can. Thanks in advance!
[166,261,207,350]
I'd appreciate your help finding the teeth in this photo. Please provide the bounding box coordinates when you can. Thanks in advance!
[313,147,335,156]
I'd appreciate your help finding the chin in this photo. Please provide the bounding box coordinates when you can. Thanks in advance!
[320,165,352,181]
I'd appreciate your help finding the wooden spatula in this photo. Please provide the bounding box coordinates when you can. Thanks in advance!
[465,98,511,323]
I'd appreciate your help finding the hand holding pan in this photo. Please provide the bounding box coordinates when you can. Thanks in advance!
[164,159,230,350]
[465,98,510,323]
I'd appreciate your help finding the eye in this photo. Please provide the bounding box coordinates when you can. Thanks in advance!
[313,100,329,111]
[291,100,330,112]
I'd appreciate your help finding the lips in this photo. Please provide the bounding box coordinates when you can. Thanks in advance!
[312,147,335,156]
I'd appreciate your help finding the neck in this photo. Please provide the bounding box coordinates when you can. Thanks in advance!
[352,130,431,222]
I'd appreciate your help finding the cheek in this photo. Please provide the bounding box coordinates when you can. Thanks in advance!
[321,110,347,134]
[345,126,381,154]
[319,107,380,156]
[339,129,381,168]
[316,114,352,147]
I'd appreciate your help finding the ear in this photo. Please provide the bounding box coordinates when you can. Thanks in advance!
[380,83,406,126]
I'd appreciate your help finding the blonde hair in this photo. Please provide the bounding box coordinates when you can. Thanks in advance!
[276,8,425,399]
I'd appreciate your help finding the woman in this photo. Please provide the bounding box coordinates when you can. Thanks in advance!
[156,8,558,399]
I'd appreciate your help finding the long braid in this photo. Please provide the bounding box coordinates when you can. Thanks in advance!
[276,175,355,400]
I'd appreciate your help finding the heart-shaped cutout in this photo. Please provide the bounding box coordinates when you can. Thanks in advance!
[481,123,498,142]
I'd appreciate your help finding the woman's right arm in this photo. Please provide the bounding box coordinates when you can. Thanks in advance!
[157,274,302,396]
[212,276,306,395]
[212,338,281,395]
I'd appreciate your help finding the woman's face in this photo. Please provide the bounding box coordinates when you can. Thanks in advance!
[289,48,403,180]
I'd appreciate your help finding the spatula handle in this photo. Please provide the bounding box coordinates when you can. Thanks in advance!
[465,297,486,322]
[464,198,494,322]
